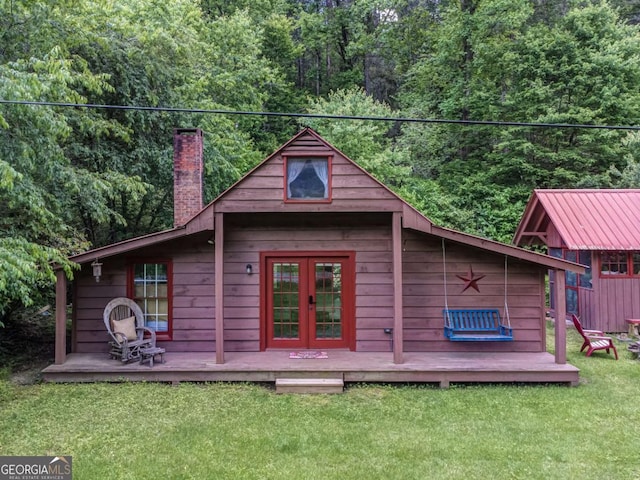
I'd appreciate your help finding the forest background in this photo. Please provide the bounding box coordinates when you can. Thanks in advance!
[1,0,640,336]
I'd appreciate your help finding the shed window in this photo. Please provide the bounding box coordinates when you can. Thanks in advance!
[549,248,592,317]
[600,251,640,277]
[634,253,640,275]
[285,157,330,201]
[128,261,172,340]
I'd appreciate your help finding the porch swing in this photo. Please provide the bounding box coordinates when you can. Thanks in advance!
[441,239,514,342]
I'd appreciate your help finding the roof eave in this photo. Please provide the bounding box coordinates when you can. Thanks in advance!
[432,225,585,273]
[70,226,189,265]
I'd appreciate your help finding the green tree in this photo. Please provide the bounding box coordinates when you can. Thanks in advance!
[399,0,640,241]
[304,87,410,186]
[0,0,291,324]
[0,49,99,321]
[493,2,640,189]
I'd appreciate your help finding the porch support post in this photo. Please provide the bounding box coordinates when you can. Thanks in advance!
[554,269,567,364]
[215,212,225,364]
[392,212,404,364]
[54,268,67,365]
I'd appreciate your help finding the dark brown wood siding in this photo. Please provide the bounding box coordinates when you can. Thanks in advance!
[402,231,546,353]
[223,221,394,352]
[74,235,215,354]
[578,286,596,329]
[216,133,402,214]
[74,224,548,355]
[74,259,127,353]
[591,271,640,332]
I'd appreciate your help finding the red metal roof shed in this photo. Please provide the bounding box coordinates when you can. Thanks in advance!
[515,189,640,332]
[514,189,640,250]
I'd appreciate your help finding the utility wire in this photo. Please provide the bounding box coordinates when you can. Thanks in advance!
[1,99,639,131]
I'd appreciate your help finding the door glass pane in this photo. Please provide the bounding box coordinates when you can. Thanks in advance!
[272,263,300,339]
[314,263,342,339]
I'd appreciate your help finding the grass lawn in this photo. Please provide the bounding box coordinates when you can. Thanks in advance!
[1,324,639,479]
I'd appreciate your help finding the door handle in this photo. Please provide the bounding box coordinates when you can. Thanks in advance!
[309,295,315,305]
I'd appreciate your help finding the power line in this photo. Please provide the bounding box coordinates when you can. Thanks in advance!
[1,98,639,131]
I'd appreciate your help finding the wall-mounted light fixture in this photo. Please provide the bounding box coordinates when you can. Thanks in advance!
[384,327,393,350]
[91,259,103,283]
[246,264,253,275]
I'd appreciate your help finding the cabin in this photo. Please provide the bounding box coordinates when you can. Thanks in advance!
[514,189,640,333]
[44,128,584,388]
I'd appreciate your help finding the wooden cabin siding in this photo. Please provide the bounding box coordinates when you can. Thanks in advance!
[74,237,216,354]
[286,132,334,151]
[546,223,563,248]
[593,275,640,332]
[567,252,637,333]
[74,223,548,356]
[401,231,546,352]
[74,260,127,353]
[215,144,402,214]
[223,222,394,352]
[169,243,215,352]
[577,287,595,329]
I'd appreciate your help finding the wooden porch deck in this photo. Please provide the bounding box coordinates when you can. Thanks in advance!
[42,351,580,388]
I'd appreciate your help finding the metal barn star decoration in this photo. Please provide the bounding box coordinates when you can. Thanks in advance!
[456,266,486,293]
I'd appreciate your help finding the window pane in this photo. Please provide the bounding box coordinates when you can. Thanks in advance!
[633,252,640,275]
[579,251,592,288]
[314,262,342,340]
[272,262,300,339]
[566,289,578,315]
[287,158,328,199]
[132,262,169,333]
[565,249,578,287]
[549,248,563,259]
[601,252,627,275]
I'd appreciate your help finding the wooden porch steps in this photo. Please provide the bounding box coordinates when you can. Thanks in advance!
[275,377,344,394]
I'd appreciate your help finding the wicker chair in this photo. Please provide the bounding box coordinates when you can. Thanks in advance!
[103,297,156,363]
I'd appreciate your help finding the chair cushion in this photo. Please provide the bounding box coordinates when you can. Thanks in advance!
[112,316,137,341]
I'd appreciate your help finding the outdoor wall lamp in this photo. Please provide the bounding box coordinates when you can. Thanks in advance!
[384,328,393,350]
[246,264,253,275]
[91,259,103,283]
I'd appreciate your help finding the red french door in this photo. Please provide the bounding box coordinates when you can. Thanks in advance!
[262,253,355,350]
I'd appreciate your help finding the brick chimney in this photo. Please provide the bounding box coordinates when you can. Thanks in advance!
[173,128,203,227]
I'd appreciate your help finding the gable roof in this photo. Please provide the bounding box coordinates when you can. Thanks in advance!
[70,129,583,273]
[514,189,640,250]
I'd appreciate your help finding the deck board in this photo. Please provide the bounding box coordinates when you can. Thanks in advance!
[42,351,579,387]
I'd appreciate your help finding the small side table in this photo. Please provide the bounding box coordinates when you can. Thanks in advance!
[140,347,166,367]
[625,319,640,338]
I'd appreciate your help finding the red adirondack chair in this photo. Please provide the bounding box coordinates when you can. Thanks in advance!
[571,314,618,360]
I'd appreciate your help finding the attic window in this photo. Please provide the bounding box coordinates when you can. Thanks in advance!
[285,156,331,201]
